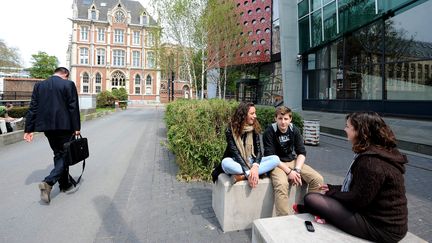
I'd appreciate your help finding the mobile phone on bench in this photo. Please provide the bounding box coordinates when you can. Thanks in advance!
[305,220,315,232]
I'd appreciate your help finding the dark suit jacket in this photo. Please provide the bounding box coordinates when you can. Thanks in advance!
[25,75,81,132]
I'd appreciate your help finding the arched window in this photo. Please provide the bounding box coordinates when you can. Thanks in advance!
[111,71,126,87]
[95,73,102,93]
[135,74,141,94]
[82,72,89,93]
[145,75,152,94]
[146,75,152,85]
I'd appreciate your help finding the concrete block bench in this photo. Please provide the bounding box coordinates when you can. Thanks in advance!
[0,130,24,146]
[252,213,427,243]
[212,173,307,232]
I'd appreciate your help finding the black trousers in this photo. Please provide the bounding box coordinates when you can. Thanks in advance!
[44,130,74,189]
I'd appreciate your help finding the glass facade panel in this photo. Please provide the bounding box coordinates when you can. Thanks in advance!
[299,17,310,53]
[378,0,420,13]
[385,0,432,63]
[311,10,322,48]
[307,53,316,70]
[306,70,329,99]
[329,41,342,68]
[311,0,321,11]
[298,0,309,18]
[386,62,432,100]
[323,2,337,41]
[338,0,376,34]
[345,21,383,67]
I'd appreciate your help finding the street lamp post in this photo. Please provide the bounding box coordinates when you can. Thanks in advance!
[171,71,175,101]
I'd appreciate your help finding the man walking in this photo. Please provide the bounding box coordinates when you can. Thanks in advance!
[24,67,81,204]
[263,106,323,216]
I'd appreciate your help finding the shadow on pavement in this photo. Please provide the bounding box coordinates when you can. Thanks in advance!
[93,195,140,242]
[25,164,52,185]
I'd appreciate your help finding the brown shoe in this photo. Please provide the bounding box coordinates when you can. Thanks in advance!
[232,174,246,184]
[38,182,52,203]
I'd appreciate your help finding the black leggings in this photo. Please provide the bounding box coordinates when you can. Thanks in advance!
[304,193,400,243]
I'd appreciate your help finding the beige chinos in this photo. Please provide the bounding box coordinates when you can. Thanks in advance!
[270,159,324,216]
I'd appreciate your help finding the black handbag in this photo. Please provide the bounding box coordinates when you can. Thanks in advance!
[63,134,89,185]
[64,134,89,165]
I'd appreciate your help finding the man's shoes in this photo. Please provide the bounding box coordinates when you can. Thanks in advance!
[60,184,79,194]
[38,182,52,203]
[231,174,247,184]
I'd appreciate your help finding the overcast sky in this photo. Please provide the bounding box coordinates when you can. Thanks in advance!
[0,0,152,68]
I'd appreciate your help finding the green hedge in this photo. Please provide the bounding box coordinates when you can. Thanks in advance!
[8,106,29,118]
[165,99,304,181]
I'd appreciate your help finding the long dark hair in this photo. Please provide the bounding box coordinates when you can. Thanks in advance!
[346,111,396,153]
[230,102,261,137]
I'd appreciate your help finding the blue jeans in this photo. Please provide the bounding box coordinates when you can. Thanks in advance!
[44,130,73,189]
[221,155,280,176]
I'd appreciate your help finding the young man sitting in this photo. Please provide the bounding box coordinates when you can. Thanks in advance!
[263,106,324,216]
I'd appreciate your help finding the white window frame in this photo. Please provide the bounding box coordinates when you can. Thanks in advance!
[80,26,89,41]
[82,72,90,93]
[95,73,102,93]
[147,51,155,68]
[133,31,140,45]
[96,48,106,65]
[132,51,140,67]
[145,74,152,94]
[135,74,141,94]
[113,49,125,66]
[80,48,89,64]
[97,28,105,42]
[114,29,124,43]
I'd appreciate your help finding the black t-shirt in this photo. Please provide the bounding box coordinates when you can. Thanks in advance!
[263,123,306,162]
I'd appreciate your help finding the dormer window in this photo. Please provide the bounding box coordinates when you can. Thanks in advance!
[140,12,148,25]
[88,5,99,20]
[115,11,125,23]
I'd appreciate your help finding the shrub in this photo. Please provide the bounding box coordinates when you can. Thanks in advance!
[112,87,128,101]
[8,106,29,118]
[165,99,237,181]
[97,91,115,108]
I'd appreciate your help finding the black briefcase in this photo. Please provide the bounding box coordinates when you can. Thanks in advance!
[64,134,89,166]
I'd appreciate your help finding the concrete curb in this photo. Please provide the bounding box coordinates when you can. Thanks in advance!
[320,125,432,156]
[0,110,114,146]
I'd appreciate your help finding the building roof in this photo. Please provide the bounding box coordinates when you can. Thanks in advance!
[76,0,157,26]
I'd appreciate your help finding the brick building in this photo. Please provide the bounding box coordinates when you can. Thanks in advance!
[206,0,283,106]
[69,0,162,106]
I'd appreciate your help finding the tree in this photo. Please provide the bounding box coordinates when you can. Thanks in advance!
[0,39,22,67]
[28,51,58,79]
[152,0,243,100]
[204,0,245,99]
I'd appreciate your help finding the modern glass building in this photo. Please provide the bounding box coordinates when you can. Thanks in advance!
[294,0,432,118]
